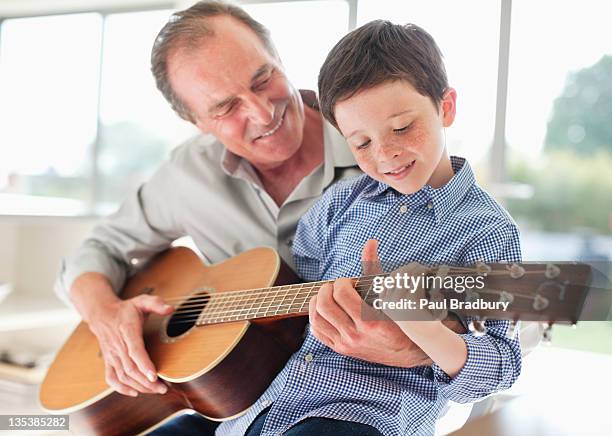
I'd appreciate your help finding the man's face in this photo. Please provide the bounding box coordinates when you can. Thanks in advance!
[334,80,456,194]
[168,16,305,169]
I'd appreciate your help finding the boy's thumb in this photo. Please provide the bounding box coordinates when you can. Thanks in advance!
[361,239,383,276]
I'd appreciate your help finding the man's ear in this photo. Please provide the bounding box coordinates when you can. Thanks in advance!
[440,87,457,128]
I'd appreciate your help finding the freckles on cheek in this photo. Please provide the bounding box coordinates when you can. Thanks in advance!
[409,127,428,150]
[355,152,378,174]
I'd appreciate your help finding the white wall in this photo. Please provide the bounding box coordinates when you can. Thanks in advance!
[0,216,97,296]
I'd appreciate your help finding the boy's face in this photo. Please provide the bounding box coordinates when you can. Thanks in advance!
[334,80,457,195]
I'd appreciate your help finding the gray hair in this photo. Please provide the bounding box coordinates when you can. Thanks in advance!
[151,1,275,123]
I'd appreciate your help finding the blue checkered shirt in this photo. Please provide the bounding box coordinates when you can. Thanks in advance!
[216,156,522,436]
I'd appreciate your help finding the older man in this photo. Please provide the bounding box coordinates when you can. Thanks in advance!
[57,1,470,435]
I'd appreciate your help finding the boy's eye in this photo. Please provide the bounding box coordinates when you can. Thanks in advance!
[393,124,412,134]
[355,139,371,150]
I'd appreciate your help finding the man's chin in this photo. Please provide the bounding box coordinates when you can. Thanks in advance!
[251,146,301,170]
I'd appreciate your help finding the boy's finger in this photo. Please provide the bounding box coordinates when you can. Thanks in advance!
[361,239,383,276]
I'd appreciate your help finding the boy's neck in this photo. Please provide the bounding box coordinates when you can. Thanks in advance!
[426,151,454,189]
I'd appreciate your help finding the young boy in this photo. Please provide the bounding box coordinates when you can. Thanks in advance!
[294,21,521,435]
[219,21,522,436]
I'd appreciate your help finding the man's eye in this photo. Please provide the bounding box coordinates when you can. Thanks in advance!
[393,124,412,134]
[253,76,271,91]
[355,139,371,149]
[216,101,238,118]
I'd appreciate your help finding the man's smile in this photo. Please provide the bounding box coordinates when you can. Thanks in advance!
[253,105,287,142]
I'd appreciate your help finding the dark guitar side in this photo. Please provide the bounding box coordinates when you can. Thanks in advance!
[66,252,307,436]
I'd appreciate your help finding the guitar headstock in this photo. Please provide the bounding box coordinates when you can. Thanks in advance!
[428,262,594,338]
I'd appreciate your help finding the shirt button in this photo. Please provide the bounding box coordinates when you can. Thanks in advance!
[304,353,314,362]
[427,201,434,209]
[399,205,409,214]
[261,399,272,407]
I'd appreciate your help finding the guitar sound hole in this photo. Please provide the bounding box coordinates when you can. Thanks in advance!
[166,292,210,338]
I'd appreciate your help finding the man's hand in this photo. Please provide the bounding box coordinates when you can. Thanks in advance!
[71,272,173,397]
[308,239,432,367]
[308,240,466,367]
[309,277,433,367]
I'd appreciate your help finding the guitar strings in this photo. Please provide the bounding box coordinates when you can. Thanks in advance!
[155,265,513,304]
[164,285,544,327]
[160,268,555,318]
[158,268,549,307]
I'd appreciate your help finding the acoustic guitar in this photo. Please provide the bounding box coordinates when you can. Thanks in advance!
[39,247,596,435]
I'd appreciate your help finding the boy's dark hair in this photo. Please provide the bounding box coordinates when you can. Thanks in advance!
[318,20,448,129]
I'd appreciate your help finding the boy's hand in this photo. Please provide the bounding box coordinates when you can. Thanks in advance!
[308,239,434,367]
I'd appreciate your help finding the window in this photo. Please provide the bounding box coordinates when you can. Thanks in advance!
[0,9,197,215]
[505,0,612,354]
[98,10,195,208]
[243,0,349,91]
[0,14,103,214]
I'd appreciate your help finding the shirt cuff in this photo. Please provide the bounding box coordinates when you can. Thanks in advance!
[431,333,514,403]
[56,246,127,303]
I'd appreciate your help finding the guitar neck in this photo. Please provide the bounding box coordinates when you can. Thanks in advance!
[196,277,374,325]
[186,261,594,327]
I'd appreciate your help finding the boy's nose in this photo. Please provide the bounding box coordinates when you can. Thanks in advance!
[376,143,403,162]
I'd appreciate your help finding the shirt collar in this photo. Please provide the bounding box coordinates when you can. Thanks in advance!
[363,156,475,223]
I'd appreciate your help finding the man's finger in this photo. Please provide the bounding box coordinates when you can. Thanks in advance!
[361,239,383,277]
[122,328,168,393]
[309,324,336,348]
[112,338,160,394]
[105,363,138,397]
[112,361,156,395]
[133,294,174,315]
[332,278,365,326]
[309,295,341,343]
[316,282,357,334]
[122,321,158,381]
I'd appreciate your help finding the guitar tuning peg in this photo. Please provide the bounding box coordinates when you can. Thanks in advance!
[536,280,568,302]
[508,263,525,279]
[506,320,518,339]
[545,263,560,279]
[532,294,549,311]
[542,324,553,343]
[499,291,514,304]
[468,319,487,337]
[475,261,492,276]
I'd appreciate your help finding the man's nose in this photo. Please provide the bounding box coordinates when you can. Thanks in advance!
[244,92,274,125]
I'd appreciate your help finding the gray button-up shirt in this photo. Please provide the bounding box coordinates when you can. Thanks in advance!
[56,111,360,300]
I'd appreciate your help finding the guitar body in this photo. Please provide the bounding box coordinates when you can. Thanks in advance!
[39,247,307,435]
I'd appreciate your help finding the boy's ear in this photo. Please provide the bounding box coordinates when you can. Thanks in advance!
[440,88,457,128]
